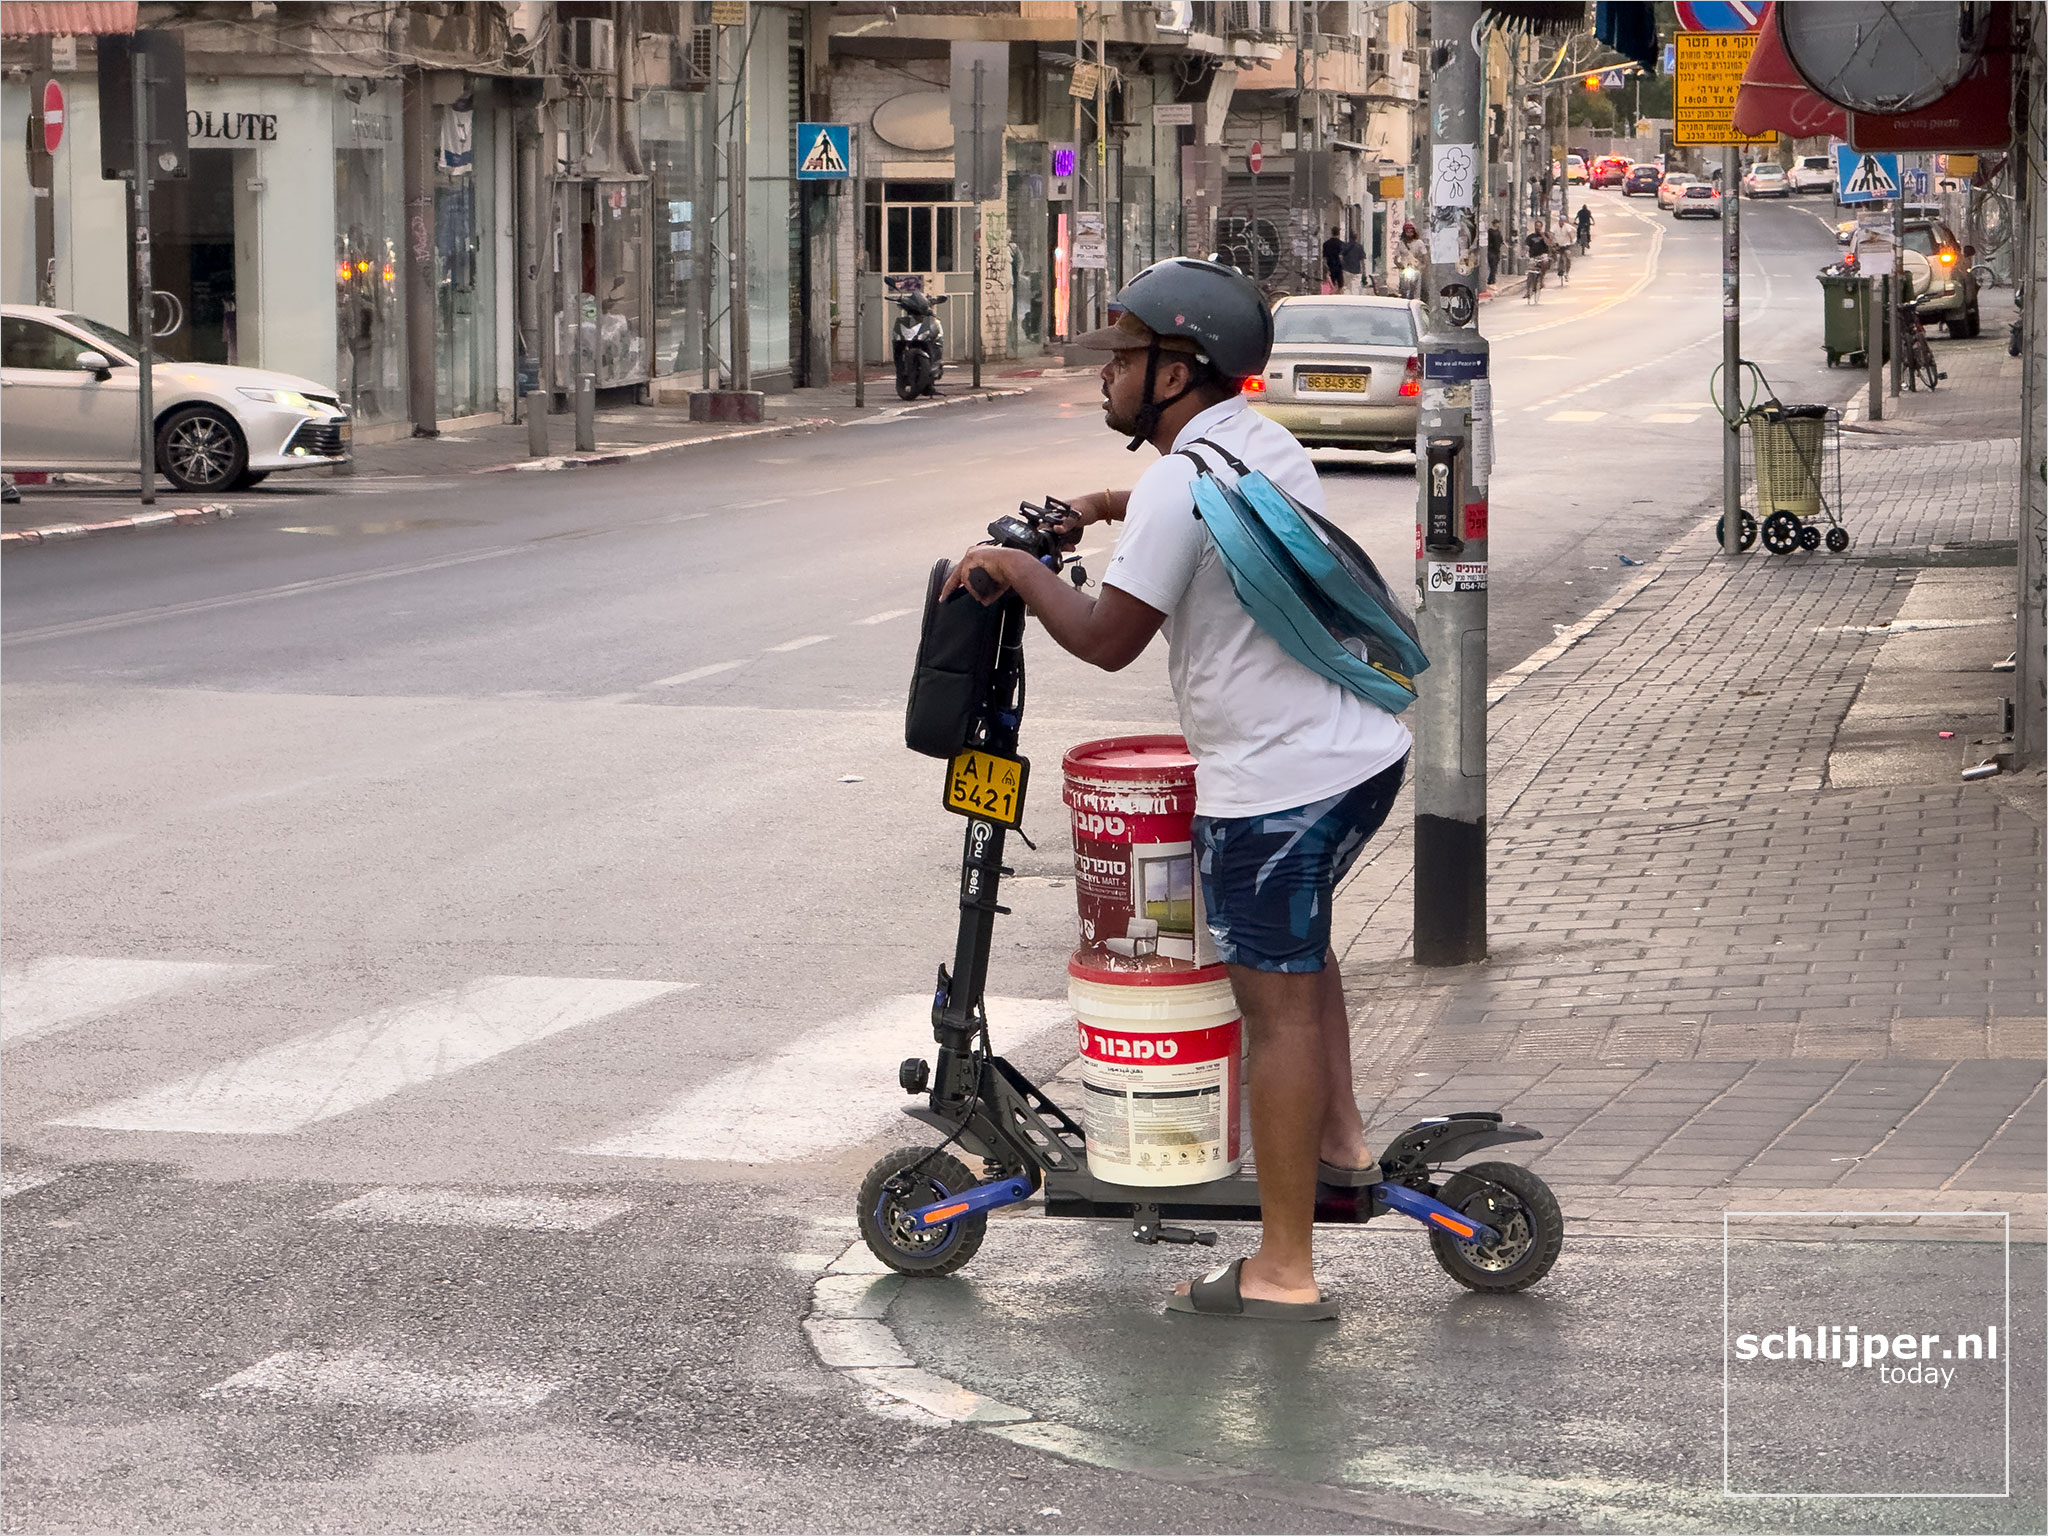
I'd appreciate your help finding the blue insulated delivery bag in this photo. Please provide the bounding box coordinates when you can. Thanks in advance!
[1177,438,1428,713]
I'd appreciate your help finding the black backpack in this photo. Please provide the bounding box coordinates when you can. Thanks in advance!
[904,559,1012,758]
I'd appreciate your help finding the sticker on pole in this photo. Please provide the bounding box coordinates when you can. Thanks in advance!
[1426,560,1487,593]
[1836,147,1900,204]
[796,123,850,180]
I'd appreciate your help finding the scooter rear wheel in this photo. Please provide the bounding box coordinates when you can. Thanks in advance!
[898,354,934,401]
[858,1145,987,1276]
[1428,1161,1563,1293]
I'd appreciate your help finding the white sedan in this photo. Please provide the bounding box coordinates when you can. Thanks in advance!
[1656,174,1696,211]
[2,305,350,492]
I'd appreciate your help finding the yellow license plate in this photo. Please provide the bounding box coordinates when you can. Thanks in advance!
[1300,371,1368,392]
[944,749,1030,828]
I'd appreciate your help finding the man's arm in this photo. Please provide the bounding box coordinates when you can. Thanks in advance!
[938,547,1164,672]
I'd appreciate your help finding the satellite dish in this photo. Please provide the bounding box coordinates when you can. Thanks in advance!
[1778,1,1992,114]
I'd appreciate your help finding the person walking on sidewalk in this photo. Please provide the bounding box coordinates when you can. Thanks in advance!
[1340,229,1367,294]
[942,259,1411,1322]
[1395,222,1428,298]
[1487,221,1504,287]
[1322,228,1345,293]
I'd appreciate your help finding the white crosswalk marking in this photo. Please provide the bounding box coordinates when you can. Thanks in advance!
[207,1350,558,1411]
[50,975,689,1136]
[573,993,1074,1163]
[1,957,264,1050]
[317,1187,634,1231]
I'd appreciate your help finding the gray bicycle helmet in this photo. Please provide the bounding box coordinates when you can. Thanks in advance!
[1073,257,1274,449]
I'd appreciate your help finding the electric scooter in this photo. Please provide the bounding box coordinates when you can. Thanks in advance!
[858,501,1564,1295]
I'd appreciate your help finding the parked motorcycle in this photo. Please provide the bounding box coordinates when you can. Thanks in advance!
[892,291,947,400]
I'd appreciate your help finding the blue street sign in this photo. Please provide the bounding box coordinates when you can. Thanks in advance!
[1663,42,1677,74]
[796,122,851,180]
[1835,146,1901,204]
[1675,0,1764,31]
[1904,167,1930,197]
[1600,69,1627,90]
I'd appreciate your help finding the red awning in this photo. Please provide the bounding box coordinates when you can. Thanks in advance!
[1731,3,1847,141]
[0,2,137,36]
[1734,0,2013,151]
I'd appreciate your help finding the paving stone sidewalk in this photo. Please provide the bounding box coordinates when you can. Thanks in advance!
[1334,328,2044,1229]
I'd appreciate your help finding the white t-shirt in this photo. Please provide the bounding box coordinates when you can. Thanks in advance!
[1101,396,1413,818]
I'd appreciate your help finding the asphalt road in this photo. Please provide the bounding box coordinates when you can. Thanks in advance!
[1,194,1888,1533]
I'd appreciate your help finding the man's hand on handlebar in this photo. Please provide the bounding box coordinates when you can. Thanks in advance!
[940,545,1030,606]
[1054,490,1122,547]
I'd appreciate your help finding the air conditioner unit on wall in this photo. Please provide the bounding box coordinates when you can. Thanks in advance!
[568,17,616,74]
[678,24,714,89]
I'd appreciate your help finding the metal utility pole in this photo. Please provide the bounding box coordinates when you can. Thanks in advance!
[130,49,155,507]
[1094,6,1108,317]
[1508,42,1523,276]
[972,58,986,389]
[729,139,750,393]
[853,126,866,408]
[1413,1,1489,966]
[401,70,436,437]
[1720,144,1742,556]
[1890,179,1905,397]
[28,35,56,308]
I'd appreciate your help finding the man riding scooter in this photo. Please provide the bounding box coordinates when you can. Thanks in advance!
[943,259,1411,1320]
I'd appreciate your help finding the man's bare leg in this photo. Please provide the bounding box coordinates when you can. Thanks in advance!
[1175,963,1325,1305]
[1313,954,1373,1171]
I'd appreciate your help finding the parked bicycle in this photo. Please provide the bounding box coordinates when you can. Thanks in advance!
[1901,296,1943,392]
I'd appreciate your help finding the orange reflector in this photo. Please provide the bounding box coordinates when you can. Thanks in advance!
[1431,1213,1476,1238]
[922,1202,970,1224]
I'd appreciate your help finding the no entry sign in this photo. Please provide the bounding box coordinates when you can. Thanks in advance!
[42,80,65,153]
[1248,140,1263,174]
[1675,0,1763,30]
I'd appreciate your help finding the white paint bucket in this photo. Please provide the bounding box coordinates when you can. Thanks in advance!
[1069,953,1242,1187]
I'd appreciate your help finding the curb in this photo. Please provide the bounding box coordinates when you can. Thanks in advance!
[1,502,234,549]
[2,386,1043,550]
[496,387,1031,467]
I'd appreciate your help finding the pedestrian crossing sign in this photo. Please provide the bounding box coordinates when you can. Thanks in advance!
[1835,146,1900,204]
[796,123,850,180]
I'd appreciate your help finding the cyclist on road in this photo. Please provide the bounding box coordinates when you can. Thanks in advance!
[1575,204,1593,252]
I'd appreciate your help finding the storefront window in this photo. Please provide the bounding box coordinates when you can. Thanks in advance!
[433,89,497,418]
[595,181,649,386]
[1005,144,1048,355]
[333,83,405,424]
[864,182,968,275]
[641,90,703,378]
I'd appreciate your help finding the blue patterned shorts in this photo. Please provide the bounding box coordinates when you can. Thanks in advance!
[1193,758,1407,973]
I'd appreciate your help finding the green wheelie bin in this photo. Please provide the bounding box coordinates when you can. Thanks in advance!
[1820,270,1895,367]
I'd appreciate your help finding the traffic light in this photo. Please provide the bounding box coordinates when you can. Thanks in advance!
[1585,74,1601,90]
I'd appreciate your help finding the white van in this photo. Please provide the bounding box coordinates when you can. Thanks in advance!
[1789,154,1838,195]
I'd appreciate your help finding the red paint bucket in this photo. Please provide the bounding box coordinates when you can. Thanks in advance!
[1061,736,1213,966]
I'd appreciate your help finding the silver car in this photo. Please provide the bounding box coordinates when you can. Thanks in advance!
[2,305,351,492]
[1244,295,1423,453]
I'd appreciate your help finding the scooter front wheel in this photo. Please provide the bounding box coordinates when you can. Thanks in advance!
[1427,1161,1562,1293]
[857,1145,987,1276]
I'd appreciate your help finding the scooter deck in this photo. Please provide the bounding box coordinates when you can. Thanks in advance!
[1041,1158,1378,1225]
